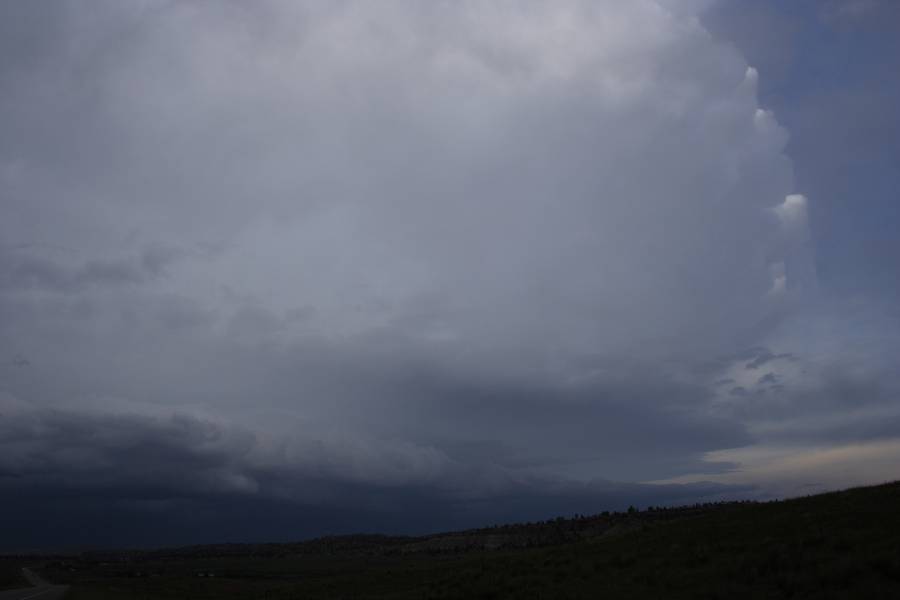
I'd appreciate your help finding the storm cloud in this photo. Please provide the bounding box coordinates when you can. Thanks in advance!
[1,0,899,549]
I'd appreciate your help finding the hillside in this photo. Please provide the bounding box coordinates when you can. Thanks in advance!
[23,481,900,598]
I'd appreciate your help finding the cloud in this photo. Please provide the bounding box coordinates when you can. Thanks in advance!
[661,439,900,500]
[702,0,900,304]
[0,394,448,498]
[0,0,898,547]
[1,1,809,362]
[0,244,183,293]
[0,395,748,549]
[9,353,29,368]
[757,372,778,385]
[738,347,796,370]
[773,194,808,231]
[820,0,900,22]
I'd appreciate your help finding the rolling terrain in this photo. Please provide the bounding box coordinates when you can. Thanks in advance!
[10,481,900,599]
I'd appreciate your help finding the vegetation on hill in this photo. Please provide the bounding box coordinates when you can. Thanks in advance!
[0,559,30,590]
[24,481,900,598]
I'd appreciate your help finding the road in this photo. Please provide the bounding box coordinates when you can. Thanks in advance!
[0,569,68,600]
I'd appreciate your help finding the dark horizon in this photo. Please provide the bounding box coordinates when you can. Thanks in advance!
[5,479,886,556]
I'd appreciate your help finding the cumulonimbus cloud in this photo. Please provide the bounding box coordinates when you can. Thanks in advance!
[5,0,896,548]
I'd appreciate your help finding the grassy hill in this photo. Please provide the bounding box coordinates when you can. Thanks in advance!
[0,561,29,591]
[28,481,900,598]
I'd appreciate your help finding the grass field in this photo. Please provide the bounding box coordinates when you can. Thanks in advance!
[26,481,900,599]
[0,560,30,591]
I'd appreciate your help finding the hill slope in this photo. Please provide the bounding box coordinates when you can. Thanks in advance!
[34,481,900,598]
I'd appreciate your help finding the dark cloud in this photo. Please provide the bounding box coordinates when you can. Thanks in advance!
[731,347,796,370]
[0,401,749,551]
[0,245,182,293]
[10,353,29,368]
[757,372,779,386]
[378,365,752,481]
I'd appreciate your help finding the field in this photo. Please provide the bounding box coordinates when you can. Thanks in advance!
[0,560,29,591]
[16,481,900,599]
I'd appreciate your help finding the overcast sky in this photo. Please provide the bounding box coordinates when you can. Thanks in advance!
[1,0,899,550]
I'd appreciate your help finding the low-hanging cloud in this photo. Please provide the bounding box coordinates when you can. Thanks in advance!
[0,393,750,548]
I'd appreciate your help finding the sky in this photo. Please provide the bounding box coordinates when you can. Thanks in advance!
[1,0,898,551]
